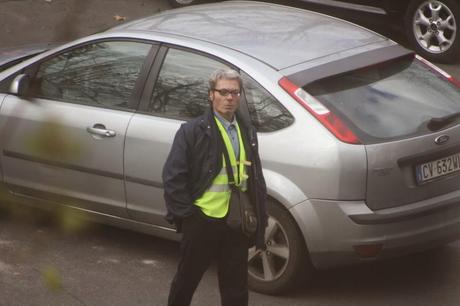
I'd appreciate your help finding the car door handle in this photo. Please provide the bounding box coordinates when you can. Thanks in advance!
[86,125,116,137]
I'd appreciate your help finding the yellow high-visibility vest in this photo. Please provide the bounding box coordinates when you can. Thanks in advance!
[194,117,248,218]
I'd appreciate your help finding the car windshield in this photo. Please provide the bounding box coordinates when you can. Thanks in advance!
[304,58,460,143]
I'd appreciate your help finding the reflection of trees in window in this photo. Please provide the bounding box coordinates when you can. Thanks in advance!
[43,58,143,106]
[150,75,209,119]
[149,48,228,120]
[148,48,294,128]
[35,41,151,110]
[242,73,293,132]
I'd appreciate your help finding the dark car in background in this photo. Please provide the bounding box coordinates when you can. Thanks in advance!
[169,0,460,64]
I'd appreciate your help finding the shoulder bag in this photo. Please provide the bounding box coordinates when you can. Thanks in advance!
[222,146,258,237]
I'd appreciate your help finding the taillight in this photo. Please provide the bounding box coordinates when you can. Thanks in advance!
[279,77,360,144]
[416,55,460,88]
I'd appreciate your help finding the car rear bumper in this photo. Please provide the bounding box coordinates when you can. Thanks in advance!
[290,193,460,269]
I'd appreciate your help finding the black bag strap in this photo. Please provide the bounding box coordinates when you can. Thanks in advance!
[222,142,237,187]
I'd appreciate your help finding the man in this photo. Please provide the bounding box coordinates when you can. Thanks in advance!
[162,69,267,306]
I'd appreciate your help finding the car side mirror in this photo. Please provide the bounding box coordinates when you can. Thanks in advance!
[9,74,31,97]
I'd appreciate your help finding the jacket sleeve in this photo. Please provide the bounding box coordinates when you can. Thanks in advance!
[252,128,268,227]
[247,125,269,250]
[162,124,194,231]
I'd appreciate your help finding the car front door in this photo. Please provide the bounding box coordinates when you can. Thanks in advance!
[0,40,153,216]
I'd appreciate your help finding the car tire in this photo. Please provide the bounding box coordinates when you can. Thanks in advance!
[405,0,460,63]
[247,199,314,295]
[168,0,196,8]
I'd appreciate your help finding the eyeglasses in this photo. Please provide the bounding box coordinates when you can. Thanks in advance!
[213,88,241,97]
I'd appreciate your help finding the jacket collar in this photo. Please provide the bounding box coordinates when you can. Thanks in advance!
[198,107,215,137]
[199,107,251,139]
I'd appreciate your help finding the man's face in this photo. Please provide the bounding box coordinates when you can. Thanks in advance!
[209,79,241,121]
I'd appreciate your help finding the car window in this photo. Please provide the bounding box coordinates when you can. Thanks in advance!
[305,58,460,143]
[148,48,229,120]
[241,72,294,132]
[30,41,151,110]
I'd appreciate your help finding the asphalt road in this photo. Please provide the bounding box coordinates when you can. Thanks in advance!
[1,205,460,306]
[1,0,460,305]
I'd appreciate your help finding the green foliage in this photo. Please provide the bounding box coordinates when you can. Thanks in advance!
[41,265,62,291]
[56,206,90,233]
[26,119,82,160]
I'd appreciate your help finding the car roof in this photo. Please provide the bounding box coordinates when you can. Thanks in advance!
[0,42,61,67]
[110,1,391,71]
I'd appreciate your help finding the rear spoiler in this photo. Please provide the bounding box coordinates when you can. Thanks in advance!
[286,45,414,86]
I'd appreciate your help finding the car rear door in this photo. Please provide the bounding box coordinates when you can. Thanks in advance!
[0,40,154,215]
[124,46,232,229]
[305,56,460,211]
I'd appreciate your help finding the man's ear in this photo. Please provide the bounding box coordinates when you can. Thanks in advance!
[208,90,214,102]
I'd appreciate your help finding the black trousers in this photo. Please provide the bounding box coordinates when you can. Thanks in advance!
[167,210,249,306]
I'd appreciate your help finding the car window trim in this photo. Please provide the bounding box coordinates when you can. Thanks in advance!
[129,43,160,110]
[240,71,295,133]
[137,45,169,115]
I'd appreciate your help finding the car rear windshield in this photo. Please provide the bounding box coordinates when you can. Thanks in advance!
[304,58,460,143]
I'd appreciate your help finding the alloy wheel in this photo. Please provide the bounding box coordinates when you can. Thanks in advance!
[174,0,195,4]
[248,215,290,282]
[413,1,457,54]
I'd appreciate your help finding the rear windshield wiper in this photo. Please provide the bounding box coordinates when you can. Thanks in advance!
[427,111,460,131]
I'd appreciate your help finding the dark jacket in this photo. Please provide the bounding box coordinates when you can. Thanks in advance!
[162,108,268,249]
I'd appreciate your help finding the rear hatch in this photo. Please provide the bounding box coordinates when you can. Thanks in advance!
[304,56,460,210]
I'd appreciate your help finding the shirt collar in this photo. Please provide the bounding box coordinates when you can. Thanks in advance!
[214,111,237,130]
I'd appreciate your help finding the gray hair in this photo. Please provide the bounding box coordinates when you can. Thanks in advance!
[208,69,242,90]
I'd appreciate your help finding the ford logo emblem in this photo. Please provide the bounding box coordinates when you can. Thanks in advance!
[435,135,449,145]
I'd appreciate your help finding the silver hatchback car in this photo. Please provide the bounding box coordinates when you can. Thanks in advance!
[1,1,460,295]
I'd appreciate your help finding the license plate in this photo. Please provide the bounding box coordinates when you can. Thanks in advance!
[415,152,460,184]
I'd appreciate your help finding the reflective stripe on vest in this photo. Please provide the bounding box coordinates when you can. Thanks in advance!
[194,117,248,218]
